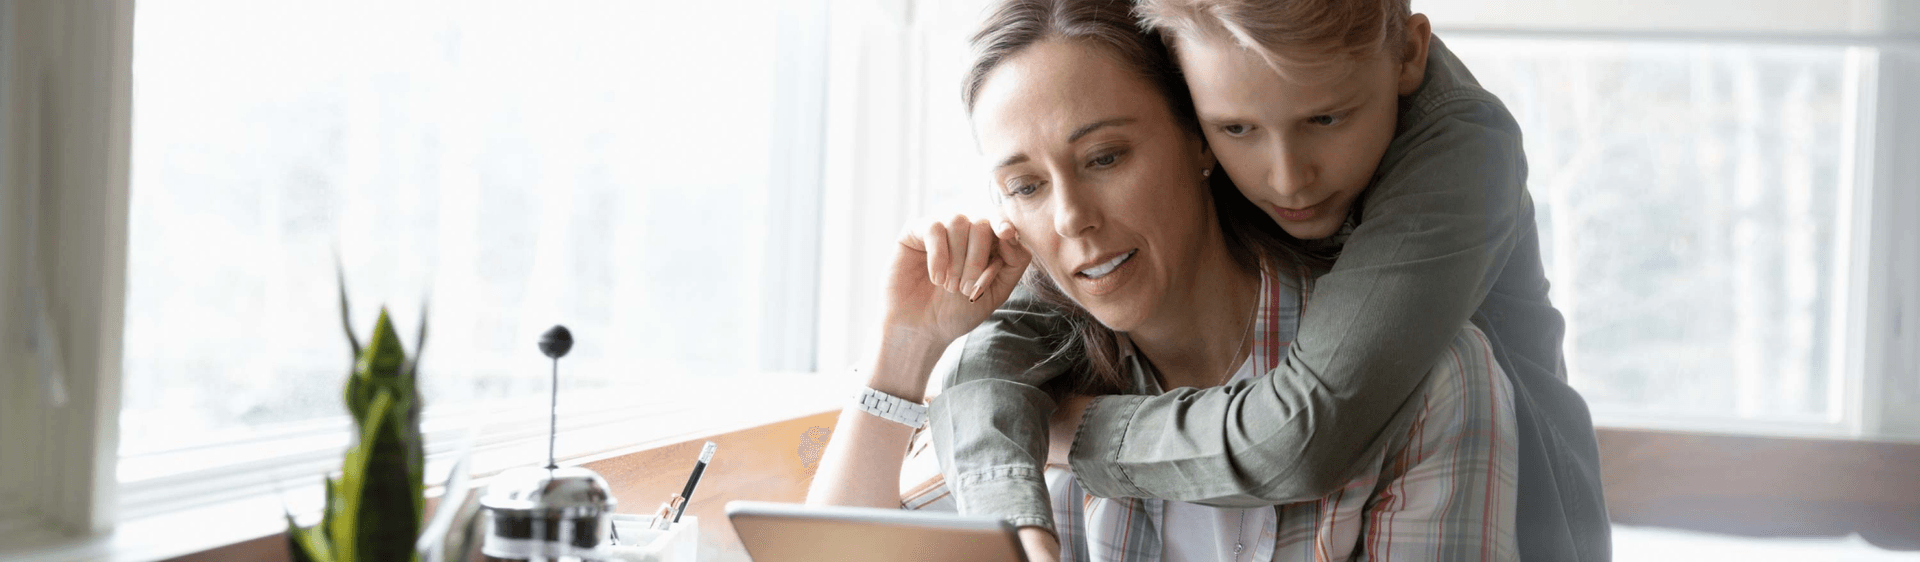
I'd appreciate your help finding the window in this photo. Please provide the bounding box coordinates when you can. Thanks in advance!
[119,0,834,514]
[1447,38,1869,430]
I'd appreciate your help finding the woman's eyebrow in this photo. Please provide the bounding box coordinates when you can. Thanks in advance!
[994,117,1137,169]
[1066,117,1135,143]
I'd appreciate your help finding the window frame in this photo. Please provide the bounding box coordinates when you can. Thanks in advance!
[0,0,135,553]
[1444,31,1878,437]
[4,0,858,560]
[1424,5,1920,440]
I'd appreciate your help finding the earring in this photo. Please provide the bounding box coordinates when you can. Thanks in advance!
[1201,168,1212,178]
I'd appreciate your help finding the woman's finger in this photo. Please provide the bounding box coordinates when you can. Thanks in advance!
[983,219,1031,302]
[968,263,1001,302]
[944,215,970,293]
[922,220,950,287]
[992,218,1031,272]
[958,218,994,297]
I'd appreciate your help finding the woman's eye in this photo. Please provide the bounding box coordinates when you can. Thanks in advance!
[1006,181,1039,197]
[1089,153,1118,167]
[1221,124,1251,136]
[1308,114,1343,127]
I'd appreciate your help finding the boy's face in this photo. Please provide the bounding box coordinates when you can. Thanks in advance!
[1176,30,1426,240]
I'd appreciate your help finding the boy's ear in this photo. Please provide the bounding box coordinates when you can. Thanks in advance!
[1396,13,1433,96]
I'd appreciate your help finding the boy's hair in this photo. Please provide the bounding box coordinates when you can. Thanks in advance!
[1136,0,1414,77]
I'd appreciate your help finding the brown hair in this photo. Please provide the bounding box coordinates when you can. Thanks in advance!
[1136,0,1413,78]
[961,0,1327,396]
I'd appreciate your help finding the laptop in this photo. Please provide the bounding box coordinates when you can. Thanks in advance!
[726,501,1028,562]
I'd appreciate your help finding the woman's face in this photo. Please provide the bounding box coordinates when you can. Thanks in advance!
[1175,35,1409,240]
[972,39,1218,333]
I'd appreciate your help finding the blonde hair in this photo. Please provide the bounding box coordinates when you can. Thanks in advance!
[1135,0,1413,80]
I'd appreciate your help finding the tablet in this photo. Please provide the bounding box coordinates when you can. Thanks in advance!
[726,501,1028,562]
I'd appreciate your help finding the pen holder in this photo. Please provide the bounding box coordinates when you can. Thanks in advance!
[606,514,699,562]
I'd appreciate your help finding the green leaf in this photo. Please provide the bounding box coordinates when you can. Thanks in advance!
[332,389,393,562]
[347,309,407,421]
[336,260,360,358]
[359,393,424,562]
[287,513,335,562]
[319,475,337,543]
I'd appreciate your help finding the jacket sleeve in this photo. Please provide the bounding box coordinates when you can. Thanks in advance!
[1069,105,1530,506]
[927,286,1077,531]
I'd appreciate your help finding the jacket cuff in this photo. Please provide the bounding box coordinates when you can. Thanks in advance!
[1068,394,1150,498]
[953,467,1055,533]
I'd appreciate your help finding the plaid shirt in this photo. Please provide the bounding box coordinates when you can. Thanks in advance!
[904,270,1518,561]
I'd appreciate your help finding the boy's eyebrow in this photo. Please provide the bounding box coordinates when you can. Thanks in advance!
[1307,90,1367,115]
[994,117,1136,169]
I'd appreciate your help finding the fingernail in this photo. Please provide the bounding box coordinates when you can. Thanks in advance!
[960,280,975,296]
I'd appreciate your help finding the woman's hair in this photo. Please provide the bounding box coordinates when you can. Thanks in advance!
[962,0,1197,131]
[1135,0,1414,76]
[962,0,1329,396]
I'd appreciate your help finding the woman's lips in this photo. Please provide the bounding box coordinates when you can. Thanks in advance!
[1073,249,1138,297]
[1272,204,1316,221]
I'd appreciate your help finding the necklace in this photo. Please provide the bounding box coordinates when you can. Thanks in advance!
[1219,276,1261,387]
[1232,509,1250,559]
[1223,276,1260,559]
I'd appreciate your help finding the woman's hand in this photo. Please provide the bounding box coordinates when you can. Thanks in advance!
[883,214,1032,346]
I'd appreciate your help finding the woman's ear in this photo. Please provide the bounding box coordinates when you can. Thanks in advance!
[1197,136,1218,173]
[1396,14,1433,96]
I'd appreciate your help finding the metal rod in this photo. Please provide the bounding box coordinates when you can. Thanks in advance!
[547,357,559,470]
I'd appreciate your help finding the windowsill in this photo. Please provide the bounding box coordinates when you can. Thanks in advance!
[1593,414,1920,444]
[3,373,850,562]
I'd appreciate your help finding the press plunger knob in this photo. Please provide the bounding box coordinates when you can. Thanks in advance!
[539,325,573,359]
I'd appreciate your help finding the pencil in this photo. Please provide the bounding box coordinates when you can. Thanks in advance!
[672,441,716,523]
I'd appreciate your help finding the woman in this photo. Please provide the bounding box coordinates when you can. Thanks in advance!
[806,0,1515,559]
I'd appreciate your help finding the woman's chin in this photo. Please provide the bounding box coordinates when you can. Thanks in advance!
[1082,301,1149,334]
[1279,219,1342,241]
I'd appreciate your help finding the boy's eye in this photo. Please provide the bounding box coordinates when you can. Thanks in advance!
[1220,124,1252,136]
[1308,114,1343,127]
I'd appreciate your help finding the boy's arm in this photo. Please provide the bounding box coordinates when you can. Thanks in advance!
[1068,106,1530,505]
[927,285,1076,533]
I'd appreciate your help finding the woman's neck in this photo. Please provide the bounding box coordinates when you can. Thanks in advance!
[1126,239,1261,390]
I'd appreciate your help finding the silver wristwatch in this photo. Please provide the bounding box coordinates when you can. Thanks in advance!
[853,386,928,429]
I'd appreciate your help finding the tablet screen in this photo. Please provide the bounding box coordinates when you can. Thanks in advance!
[727,501,1028,562]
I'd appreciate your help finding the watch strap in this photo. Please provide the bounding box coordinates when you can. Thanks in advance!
[853,385,928,429]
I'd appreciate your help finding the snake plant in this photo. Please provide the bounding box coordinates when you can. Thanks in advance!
[287,272,427,562]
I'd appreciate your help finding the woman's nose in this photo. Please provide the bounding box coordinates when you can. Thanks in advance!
[1051,178,1101,238]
